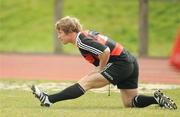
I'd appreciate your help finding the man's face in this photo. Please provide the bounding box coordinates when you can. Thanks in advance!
[57,29,71,44]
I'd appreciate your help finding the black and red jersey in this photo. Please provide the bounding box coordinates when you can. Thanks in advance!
[76,30,133,66]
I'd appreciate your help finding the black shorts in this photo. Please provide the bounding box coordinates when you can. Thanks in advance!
[101,58,139,89]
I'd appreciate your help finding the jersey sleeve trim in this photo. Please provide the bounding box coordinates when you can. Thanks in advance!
[77,37,104,55]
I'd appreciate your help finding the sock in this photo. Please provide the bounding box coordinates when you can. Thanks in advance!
[48,83,85,103]
[132,95,158,108]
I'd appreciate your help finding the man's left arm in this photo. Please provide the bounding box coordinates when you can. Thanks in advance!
[98,47,110,72]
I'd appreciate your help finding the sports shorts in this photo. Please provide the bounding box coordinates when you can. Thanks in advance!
[101,58,139,89]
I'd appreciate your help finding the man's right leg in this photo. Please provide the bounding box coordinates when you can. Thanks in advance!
[48,73,109,103]
[31,72,110,107]
[31,83,85,107]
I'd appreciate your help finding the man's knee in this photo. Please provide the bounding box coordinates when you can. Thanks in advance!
[122,98,133,108]
[78,79,92,91]
[78,74,97,91]
[120,89,138,108]
[78,73,109,91]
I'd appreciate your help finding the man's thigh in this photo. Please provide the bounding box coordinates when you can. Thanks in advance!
[78,72,110,91]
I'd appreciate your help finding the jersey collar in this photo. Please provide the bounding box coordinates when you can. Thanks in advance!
[75,32,81,46]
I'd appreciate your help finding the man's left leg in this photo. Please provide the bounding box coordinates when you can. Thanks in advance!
[120,89,177,109]
[120,89,158,108]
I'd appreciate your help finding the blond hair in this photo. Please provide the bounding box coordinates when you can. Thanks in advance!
[55,16,82,34]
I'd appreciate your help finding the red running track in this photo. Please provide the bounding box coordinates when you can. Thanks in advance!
[0,54,180,84]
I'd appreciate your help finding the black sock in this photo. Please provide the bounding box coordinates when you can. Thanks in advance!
[132,95,158,108]
[48,83,85,103]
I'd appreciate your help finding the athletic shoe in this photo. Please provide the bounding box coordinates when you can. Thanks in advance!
[31,85,52,107]
[154,90,177,110]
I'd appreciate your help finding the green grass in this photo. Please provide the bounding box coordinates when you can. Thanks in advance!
[0,0,54,53]
[0,0,180,56]
[0,79,180,117]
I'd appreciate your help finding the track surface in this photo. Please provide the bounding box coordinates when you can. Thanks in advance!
[0,54,180,84]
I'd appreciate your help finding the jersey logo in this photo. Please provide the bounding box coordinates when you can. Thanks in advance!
[92,34,108,45]
[103,71,113,81]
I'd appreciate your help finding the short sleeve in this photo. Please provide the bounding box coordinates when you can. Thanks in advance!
[77,35,107,55]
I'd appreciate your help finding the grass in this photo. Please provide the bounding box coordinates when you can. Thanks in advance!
[0,79,180,117]
[0,0,180,56]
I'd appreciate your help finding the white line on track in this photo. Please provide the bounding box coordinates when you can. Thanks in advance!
[0,82,180,94]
